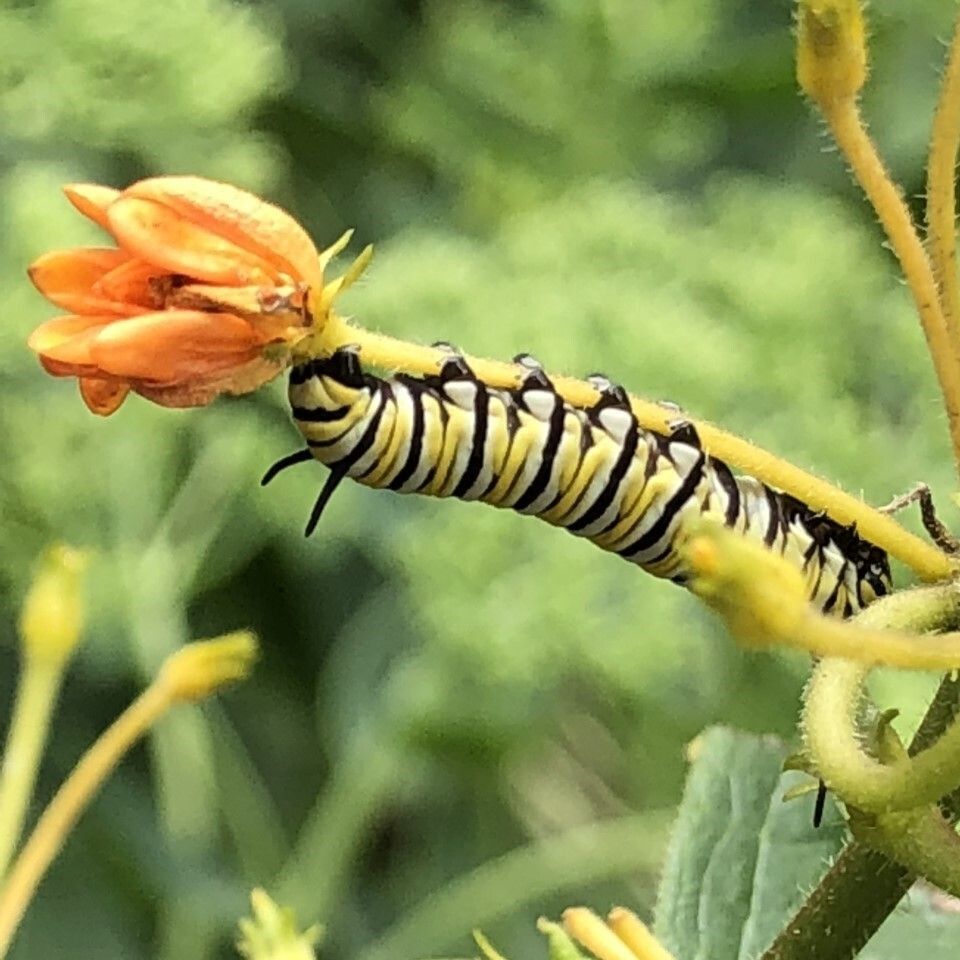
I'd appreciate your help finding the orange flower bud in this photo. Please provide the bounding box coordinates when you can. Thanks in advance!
[27,177,322,416]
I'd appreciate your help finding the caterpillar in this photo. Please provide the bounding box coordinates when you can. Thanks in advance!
[264,344,892,617]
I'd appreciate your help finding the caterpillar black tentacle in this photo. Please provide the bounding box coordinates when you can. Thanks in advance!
[261,448,314,486]
[305,468,346,537]
[274,345,893,614]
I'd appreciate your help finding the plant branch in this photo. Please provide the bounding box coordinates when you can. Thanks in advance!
[0,683,171,960]
[802,585,960,813]
[797,0,960,476]
[822,98,960,473]
[762,675,960,960]
[0,663,64,882]
[312,321,955,583]
[0,634,256,960]
[926,13,960,351]
[851,805,960,898]
[762,597,960,959]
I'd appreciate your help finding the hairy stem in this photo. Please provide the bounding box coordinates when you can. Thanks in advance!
[803,585,960,811]
[926,13,960,352]
[819,97,960,477]
[315,321,954,582]
[763,607,960,960]
[0,634,255,960]
[852,806,960,898]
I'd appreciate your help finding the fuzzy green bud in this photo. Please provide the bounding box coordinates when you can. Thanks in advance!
[18,545,90,667]
[237,889,320,960]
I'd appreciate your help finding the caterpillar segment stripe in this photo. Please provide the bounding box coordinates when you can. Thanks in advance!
[272,347,892,615]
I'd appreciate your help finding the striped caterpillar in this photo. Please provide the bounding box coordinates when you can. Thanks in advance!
[264,345,892,616]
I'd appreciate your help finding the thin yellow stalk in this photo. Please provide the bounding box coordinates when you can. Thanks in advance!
[0,663,64,880]
[926,15,960,349]
[0,633,256,960]
[781,611,960,669]
[822,98,960,475]
[562,908,642,960]
[0,545,89,880]
[319,321,956,582]
[607,908,677,960]
[0,683,170,959]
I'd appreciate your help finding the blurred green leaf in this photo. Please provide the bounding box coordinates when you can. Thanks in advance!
[862,891,960,960]
[357,812,672,960]
[4,1,960,957]
[653,727,846,960]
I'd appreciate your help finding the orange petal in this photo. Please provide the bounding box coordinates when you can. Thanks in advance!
[88,310,262,382]
[28,314,116,368]
[64,184,121,231]
[107,197,283,287]
[92,257,169,308]
[125,176,324,291]
[79,377,130,416]
[28,247,136,315]
[134,355,284,408]
[39,354,83,377]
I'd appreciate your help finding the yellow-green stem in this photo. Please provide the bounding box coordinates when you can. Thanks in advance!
[821,98,960,477]
[803,584,960,811]
[853,806,960,898]
[0,661,64,880]
[785,616,960,670]
[319,321,955,582]
[0,683,171,959]
[926,13,960,351]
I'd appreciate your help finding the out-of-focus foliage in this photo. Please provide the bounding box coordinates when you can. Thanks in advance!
[654,727,848,960]
[1,1,958,959]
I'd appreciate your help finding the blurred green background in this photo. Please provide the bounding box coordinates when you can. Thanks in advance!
[1,1,959,957]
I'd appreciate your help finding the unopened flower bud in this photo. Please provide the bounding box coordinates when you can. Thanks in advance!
[236,888,320,960]
[682,520,808,649]
[158,631,258,703]
[796,0,868,105]
[18,545,90,667]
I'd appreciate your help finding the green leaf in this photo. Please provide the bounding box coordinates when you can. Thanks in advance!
[654,727,847,960]
[864,894,960,959]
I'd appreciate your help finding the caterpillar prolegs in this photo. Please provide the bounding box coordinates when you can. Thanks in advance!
[265,345,892,616]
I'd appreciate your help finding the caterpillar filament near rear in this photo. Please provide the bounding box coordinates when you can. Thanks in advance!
[264,345,892,616]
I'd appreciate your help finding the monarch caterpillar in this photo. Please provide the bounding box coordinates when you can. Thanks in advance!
[264,344,892,616]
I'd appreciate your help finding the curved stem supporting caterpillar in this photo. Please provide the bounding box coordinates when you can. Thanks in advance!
[804,658,960,810]
[762,674,960,960]
[306,320,956,583]
[798,580,960,896]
